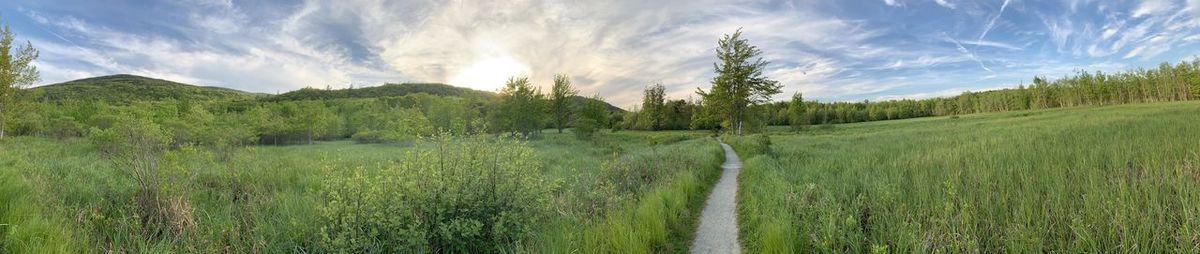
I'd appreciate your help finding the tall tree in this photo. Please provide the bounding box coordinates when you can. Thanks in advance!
[0,20,39,139]
[549,74,578,133]
[496,77,546,137]
[697,29,782,135]
[638,84,666,130]
[787,92,807,130]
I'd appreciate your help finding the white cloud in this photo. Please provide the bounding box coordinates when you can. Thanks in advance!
[884,0,904,7]
[935,0,957,9]
[1133,0,1175,18]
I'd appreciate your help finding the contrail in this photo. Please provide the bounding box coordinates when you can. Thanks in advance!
[945,33,993,73]
[977,0,1011,45]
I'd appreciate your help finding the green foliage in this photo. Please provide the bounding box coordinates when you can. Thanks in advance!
[0,20,39,139]
[319,134,553,253]
[697,28,782,135]
[349,106,431,144]
[734,101,1200,253]
[574,117,599,140]
[787,92,808,131]
[575,95,611,141]
[494,77,547,137]
[550,74,578,133]
[637,84,666,131]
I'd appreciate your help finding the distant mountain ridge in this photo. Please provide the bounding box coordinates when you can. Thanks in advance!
[32,74,263,103]
[30,74,626,112]
[266,82,496,102]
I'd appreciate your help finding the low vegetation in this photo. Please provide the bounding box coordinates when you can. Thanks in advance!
[730,101,1200,253]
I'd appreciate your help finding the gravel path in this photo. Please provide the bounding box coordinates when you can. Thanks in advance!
[690,142,742,254]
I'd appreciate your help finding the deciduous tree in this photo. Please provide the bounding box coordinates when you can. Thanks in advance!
[697,29,781,135]
[549,74,577,133]
[0,20,39,139]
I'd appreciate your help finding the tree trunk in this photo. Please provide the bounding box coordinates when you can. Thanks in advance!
[0,106,5,139]
[307,129,314,145]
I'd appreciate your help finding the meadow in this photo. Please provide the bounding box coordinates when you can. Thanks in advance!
[0,130,721,253]
[729,101,1200,253]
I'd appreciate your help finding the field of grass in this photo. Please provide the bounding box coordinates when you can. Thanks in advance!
[730,101,1200,253]
[0,130,720,253]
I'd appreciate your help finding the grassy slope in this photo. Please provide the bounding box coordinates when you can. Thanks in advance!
[731,101,1200,253]
[0,130,717,252]
[32,74,262,103]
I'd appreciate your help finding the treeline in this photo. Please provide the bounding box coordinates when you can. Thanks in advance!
[616,59,1200,132]
[752,60,1200,126]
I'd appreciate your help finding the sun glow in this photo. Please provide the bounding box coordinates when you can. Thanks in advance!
[450,57,531,91]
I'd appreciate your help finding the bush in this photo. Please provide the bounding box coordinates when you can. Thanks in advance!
[350,130,418,144]
[320,134,552,253]
[575,118,598,140]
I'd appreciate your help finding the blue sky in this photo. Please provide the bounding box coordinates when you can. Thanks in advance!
[3,0,1200,107]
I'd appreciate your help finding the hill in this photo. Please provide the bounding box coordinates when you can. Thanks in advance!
[31,74,262,103]
[267,83,496,102]
[30,74,626,113]
[270,83,626,113]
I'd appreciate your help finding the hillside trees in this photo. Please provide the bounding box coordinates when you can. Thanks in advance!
[0,21,39,139]
[549,74,578,133]
[697,29,782,135]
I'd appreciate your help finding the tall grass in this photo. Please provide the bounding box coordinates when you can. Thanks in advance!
[523,131,724,253]
[0,154,78,253]
[731,101,1200,253]
[0,130,723,252]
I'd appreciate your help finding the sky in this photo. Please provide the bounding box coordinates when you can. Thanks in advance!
[3,0,1200,108]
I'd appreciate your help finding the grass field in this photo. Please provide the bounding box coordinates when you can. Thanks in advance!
[0,130,720,253]
[730,101,1200,253]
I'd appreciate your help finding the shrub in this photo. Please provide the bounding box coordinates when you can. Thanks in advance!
[107,117,196,240]
[320,133,552,253]
[575,118,598,140]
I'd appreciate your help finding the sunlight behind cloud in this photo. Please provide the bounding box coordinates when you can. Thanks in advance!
[450,56,531,92]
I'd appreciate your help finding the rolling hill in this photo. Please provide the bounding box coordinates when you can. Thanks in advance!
[29,74,626,112]
[31,74,263,103]
[270,82,626,112]
[266,82,497,102]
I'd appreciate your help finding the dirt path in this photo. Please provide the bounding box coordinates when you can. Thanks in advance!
[690,142,742,254]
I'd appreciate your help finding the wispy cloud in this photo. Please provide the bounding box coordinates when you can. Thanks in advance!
[5,0,1200,104]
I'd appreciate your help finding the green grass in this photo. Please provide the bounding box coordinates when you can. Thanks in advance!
[731,101,1200,253]
[0,130,720,252]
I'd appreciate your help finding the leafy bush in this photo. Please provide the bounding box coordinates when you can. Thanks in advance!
[574,118,598,140]
[320,134,553,253]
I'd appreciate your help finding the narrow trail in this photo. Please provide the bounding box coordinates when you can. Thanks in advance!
[690,142,742,254]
